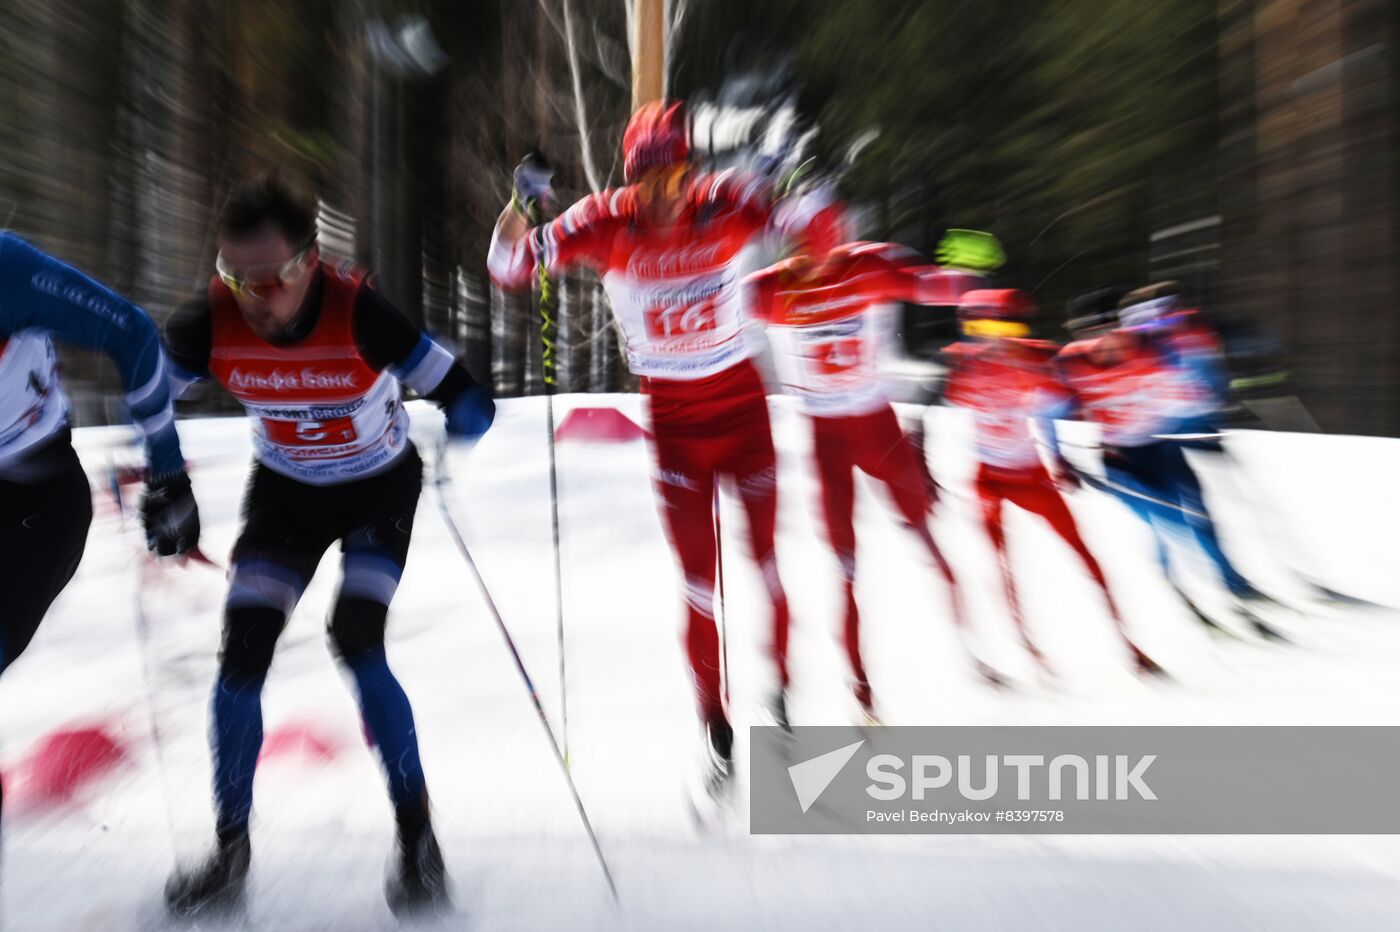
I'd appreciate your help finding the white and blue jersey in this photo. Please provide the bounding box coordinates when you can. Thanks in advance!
[1126,312,1229,434]
[0,232,183,480]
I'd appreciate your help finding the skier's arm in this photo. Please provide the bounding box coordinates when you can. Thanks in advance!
[488,205,537,289]
[489,155,614,290]
[850,246,982,306]
[1034,399,1073,461]
[912,267,983,306]
[0,232,184,478]
[1172,330,1230,404]
[489,154,554,288]
[743,269,778,324]
[353,287,494,441]
[489,195,618,289]
[163,295,214,400]
[1034,385,1081,487]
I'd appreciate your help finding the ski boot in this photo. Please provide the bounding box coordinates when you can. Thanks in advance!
[165,830,251,917]
[386,796,450,917]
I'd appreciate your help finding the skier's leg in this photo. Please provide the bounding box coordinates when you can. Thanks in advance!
[166,550,315,916]
[167,466,334,915]
[1166,444,1258,596]
[865,407,963,610]
[210,466,330,841]
[329,449,427,818]
[1015,472,1119,609]
[329,448,445,912]
[1015,472,1158,668]
[978,468,1038,662]
[1102,450,1183,583]
[812,417,865,700]
[651,437,723,723]
[725,399,790,693]
[899,409,942,507]
[856,407,962,616]
[1099,449,1224,633]
[0,449,90,847]
[214,557,315,839]
[864,406,936,530]
[0,446,92,674]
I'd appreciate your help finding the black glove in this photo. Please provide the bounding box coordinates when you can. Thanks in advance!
[141,470,201,557]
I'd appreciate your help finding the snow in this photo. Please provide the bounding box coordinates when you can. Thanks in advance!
[3,395,1399,929]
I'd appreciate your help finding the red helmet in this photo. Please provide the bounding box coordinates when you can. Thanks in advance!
[957,288,1036,320]
[623,100,690,182]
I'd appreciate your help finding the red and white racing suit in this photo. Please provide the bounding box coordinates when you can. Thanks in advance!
[942,338,1123,656]
[747,242,976,695]
[489,170,789,720]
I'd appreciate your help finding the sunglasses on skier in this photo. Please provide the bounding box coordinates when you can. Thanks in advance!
[216,238,317,300]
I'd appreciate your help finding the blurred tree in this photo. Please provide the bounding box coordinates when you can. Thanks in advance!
[2,0,1396,430]
[672,0,1219,327]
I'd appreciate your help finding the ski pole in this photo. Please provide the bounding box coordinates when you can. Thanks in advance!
[1054,440,1210,521]
[712,486,730,712]
[431,444,618,901]
[131,554,185,859]
[537,257,570,766]
[1076,472,1209,522]
[109,454,182,865]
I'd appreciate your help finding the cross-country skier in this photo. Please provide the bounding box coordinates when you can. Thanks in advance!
[1118,282,1361,607]
[489,100,802,794]
[160,174,494,917]
[942,288,1161,676]
[1057,293,1276,633]
[743,189,991,718]
[0,232,197,832]
[1116,282,1229,442]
